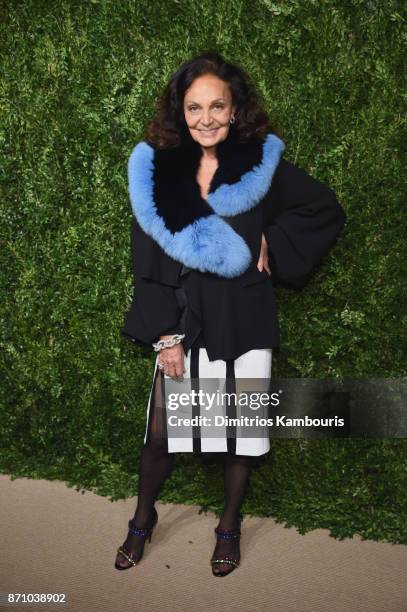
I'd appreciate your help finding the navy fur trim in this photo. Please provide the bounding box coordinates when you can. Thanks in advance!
[208,134,285,215]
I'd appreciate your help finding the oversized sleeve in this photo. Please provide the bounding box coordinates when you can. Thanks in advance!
[262,158,346,290]
[120,216,184,347]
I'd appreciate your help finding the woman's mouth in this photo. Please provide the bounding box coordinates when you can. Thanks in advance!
[199,128,219,136]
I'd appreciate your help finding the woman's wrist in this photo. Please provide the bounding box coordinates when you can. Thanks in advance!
[152,334,185,352]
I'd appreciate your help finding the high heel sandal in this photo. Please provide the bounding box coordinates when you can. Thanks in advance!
[115,507,158,570]
[210,513,243,577]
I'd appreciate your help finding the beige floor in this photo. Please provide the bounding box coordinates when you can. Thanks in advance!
[0,474,406,612]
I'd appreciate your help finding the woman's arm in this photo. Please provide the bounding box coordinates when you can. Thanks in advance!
[262,159,346,289]
[121,216,183,347]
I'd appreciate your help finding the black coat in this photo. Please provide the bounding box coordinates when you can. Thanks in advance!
[121,131,346,361]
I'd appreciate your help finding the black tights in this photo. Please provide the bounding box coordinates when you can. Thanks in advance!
[117,369,253,572]
[133,443,253,529]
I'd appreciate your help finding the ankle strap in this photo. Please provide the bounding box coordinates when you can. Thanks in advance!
[128,507,157,537]
[128,523,150,537]
[215,526,241,539]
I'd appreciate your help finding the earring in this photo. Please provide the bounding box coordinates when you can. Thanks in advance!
[229,114,235,124]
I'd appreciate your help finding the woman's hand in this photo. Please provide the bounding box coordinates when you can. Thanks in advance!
[158,336,186,380]
[257,232,272,276]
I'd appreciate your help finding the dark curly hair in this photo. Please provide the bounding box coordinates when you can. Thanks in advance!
[145,51,281,149]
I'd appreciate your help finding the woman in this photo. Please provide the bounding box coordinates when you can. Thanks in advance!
[115,52,346,576]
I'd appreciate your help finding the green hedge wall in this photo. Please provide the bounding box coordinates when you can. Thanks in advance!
[1,0,406,543]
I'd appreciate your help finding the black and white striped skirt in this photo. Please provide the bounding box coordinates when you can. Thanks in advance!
[144,346,273,456]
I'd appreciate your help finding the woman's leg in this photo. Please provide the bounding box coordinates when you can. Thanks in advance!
[116,369,175,568]
[212,452,254,575]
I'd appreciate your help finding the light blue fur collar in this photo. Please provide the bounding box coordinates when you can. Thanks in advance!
[128,133,285,278]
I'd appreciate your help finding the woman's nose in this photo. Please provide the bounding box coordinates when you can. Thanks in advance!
[201,109,213,125]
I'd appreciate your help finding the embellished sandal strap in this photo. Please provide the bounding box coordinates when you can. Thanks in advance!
[128,508,157,537]
[117,546,137,567]
[128,523,150,537]
[214,526,241,539]
[211,557,240,568]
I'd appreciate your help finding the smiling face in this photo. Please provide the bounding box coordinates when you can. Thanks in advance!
[183,74,236,151]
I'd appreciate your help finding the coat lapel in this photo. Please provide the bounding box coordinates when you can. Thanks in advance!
[128,131,285,278]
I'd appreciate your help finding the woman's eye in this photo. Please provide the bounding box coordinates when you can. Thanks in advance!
[187,105,224,112]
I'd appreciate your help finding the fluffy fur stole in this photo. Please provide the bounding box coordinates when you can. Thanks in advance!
[128,130,285,278]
